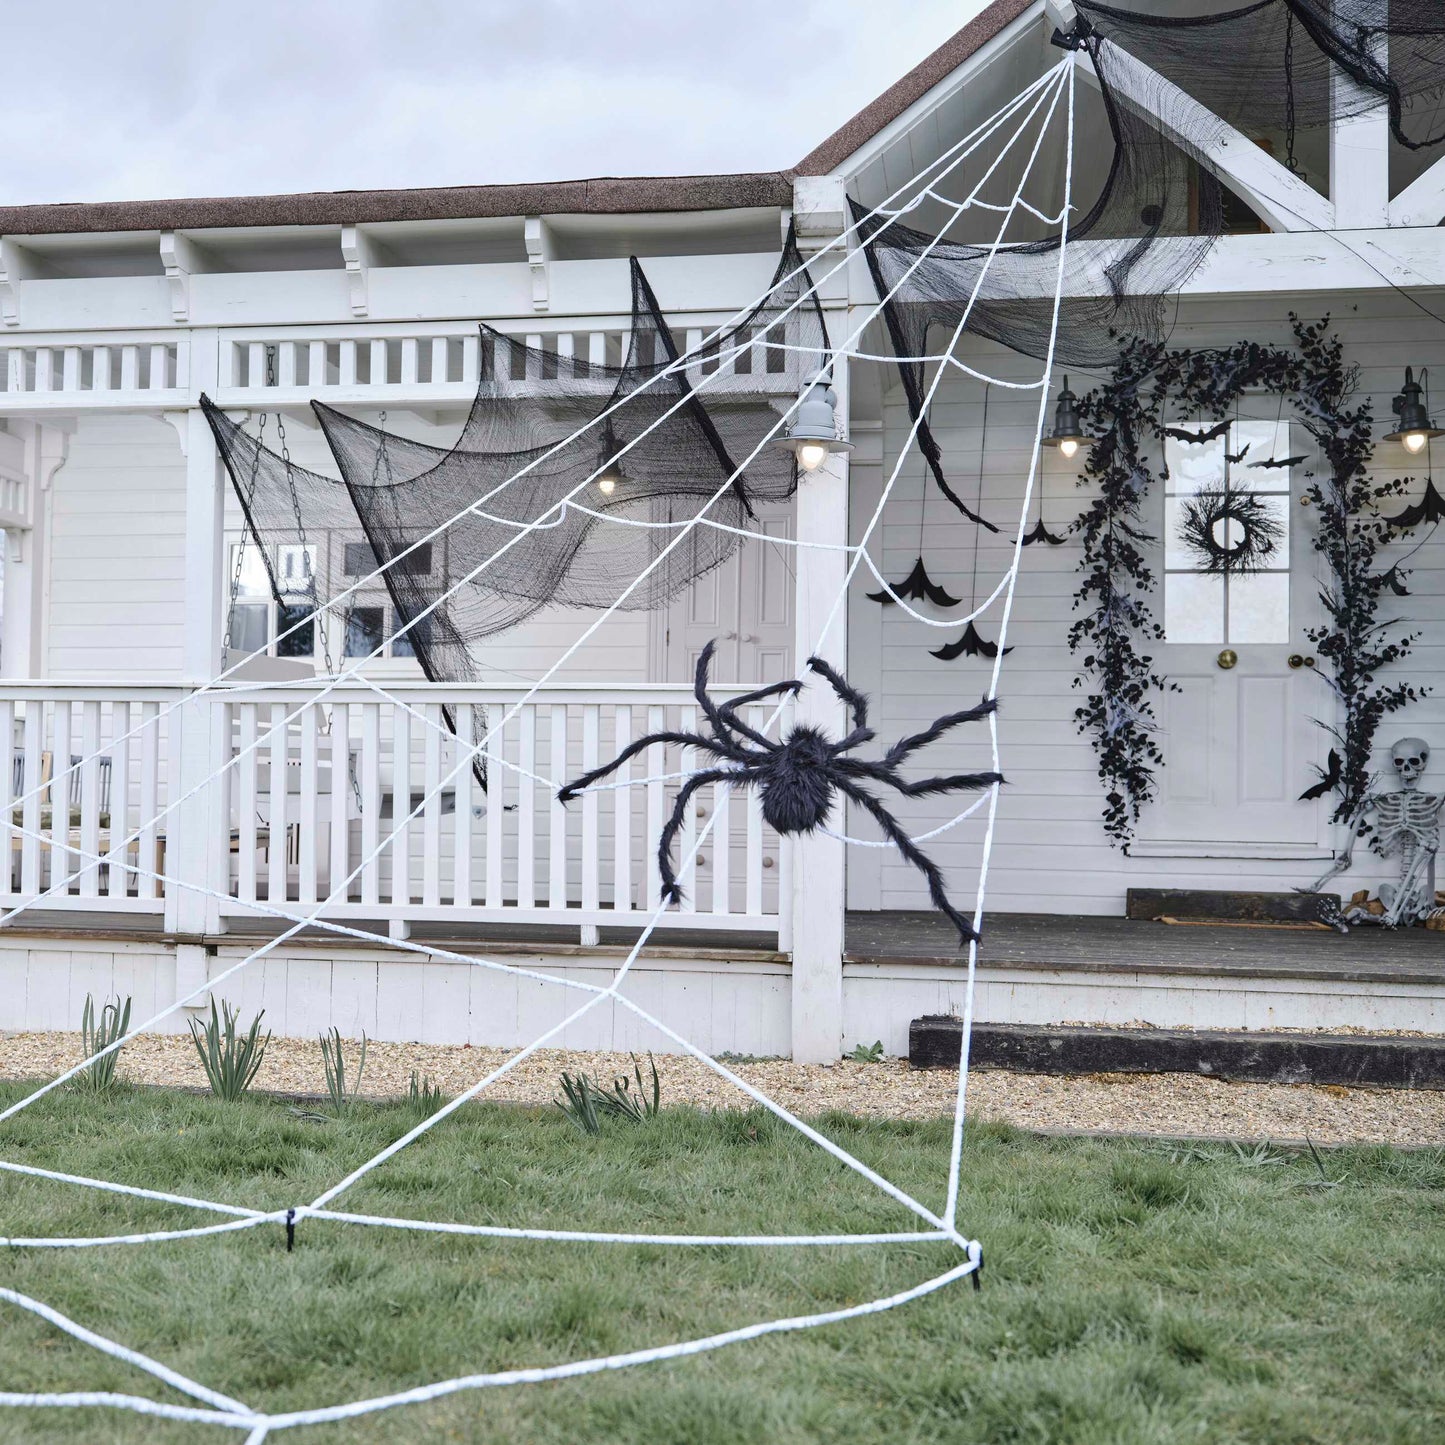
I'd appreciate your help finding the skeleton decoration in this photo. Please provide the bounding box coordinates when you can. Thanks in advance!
[1334,736,1445,928]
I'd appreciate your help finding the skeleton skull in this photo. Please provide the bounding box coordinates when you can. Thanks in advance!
[1392,736,1430,788]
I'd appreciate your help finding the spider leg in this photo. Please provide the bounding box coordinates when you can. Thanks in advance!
[558,732,736,803]
[834,777,981,944]
[715,678,802,750]
[805,656,869,733]
[873,765,1004,798]
[655,767,758,904]
[881,698,997,768]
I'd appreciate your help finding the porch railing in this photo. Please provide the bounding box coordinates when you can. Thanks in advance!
[0,681,788,940]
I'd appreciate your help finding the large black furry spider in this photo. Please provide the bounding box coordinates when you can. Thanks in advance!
[558,640,1002,941]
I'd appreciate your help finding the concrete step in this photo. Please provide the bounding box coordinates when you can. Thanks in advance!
[910,1016,1445,1090]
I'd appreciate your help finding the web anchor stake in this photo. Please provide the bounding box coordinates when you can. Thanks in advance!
[285,1208,297,1252]
[971,1246,984,1292]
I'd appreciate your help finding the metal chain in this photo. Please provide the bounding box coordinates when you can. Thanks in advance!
[221,408,268,662]
[1284,11,1299,177]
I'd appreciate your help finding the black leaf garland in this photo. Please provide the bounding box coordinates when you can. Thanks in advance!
[1070,317,1428,848]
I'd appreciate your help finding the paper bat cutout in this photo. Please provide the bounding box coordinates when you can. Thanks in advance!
[1299,748,1342,802]
[931,622,1014,661]
[1380,478,1445,529]
[866,556,963,608]
[1163,419,1231,444]
[1249,455,1307,470]
[1378,564,1411,597]
[1021,518,1068,546]
[1225,443,1251,465]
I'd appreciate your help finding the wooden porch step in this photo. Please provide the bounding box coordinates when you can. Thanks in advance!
[909,1017,1445,1091]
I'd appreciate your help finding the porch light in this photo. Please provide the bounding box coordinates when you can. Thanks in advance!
[1385,366,1445,454]
[774,370,852,473]
[596,421,625,495]
[1043,376,1087,459]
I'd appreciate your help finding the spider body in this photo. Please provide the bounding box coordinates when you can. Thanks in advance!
[559,640,1002,942]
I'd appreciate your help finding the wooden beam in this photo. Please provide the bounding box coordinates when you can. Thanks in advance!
[1390,156,1445,228]
[1076,43,1335,234]
[523,216,553,312]
[1331,20,1389,228]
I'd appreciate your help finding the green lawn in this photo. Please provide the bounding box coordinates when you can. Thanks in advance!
[0,1080,1442,1444]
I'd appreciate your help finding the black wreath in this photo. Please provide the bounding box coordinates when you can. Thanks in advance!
[1178,487,1284,576]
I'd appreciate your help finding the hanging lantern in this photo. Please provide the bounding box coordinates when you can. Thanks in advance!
[773,369,853,473]
[595,420,626,495]
[1384,366,1445,454]
[1042,376,1088,459]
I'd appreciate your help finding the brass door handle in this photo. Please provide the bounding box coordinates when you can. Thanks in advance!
[1289,654,1304,669]
[1217,649,1238,670]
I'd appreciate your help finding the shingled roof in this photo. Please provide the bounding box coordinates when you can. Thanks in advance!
[0,0,1035,237]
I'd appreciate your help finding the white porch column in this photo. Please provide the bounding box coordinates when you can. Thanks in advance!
[789,445,848,1063]
[1330,19,1388,229]
[166,329,228,941]
[0,421,67,678]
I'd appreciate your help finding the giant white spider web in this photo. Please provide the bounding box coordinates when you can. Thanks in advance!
[0,59,1076,1439]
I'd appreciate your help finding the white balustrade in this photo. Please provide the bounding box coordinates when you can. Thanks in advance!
[0,681,786,938]
[0,338,186,405]
[215,681,786,935]
[0,685,180,913]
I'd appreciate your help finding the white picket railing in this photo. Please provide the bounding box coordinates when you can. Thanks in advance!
[0,312,801,415]
[0,685,181,913]
[0,336,187,405]
[0,681,788,939]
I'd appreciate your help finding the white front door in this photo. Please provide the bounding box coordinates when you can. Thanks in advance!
[1134,418,1331,859]
[651,501,794,686]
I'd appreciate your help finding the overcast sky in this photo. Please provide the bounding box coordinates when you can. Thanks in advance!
[4,1,992,206]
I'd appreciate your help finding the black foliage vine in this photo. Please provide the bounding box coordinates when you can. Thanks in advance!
[1069,317,1426,848]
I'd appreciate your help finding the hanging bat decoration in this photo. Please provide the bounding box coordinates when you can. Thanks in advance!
[1299,748,1343,802]
[1224,443,1251,465]
[1380,477,1445,529]
[866,556,962,608]
[1179,488,1285,576]
[1021,517,1068,546]
[931,622,1013,661]
[1249,454,1307,470]
[1163,419,1232,444]
[1378,564,1411,597]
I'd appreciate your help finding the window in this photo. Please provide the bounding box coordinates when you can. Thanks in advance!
[344,606,385,658]
[343,540,433,577]
[390,610,430,660]
[226,540,317,659]
[1163,420,1292,646]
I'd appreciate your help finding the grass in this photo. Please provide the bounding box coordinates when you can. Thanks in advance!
[0,1083,1442,1444]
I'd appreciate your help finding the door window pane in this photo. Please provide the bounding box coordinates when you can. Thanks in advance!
[1164,420,1292,645]
[344,606,385,658]
[275,603,315,658]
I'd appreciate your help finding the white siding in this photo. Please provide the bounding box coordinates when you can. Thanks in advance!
[848,290,1445,916]
[46,414,187,678]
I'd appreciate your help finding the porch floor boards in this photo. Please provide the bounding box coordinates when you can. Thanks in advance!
[846,911,1445,987]
[1,909,1441,986]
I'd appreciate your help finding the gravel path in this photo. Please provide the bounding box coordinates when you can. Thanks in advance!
[2,1031,1443,1146]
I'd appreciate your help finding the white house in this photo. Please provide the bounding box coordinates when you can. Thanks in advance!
[0,0,1441,1062]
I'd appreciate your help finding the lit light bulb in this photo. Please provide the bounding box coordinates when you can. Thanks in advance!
[796,440,830,473]
[1404,430,1429,454]
[1059,437,1080,460]
[597,471,617,495]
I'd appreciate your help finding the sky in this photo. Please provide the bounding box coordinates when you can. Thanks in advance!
[3,0,993,206]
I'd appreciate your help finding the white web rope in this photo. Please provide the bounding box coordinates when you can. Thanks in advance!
[0,59,1074,1435]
